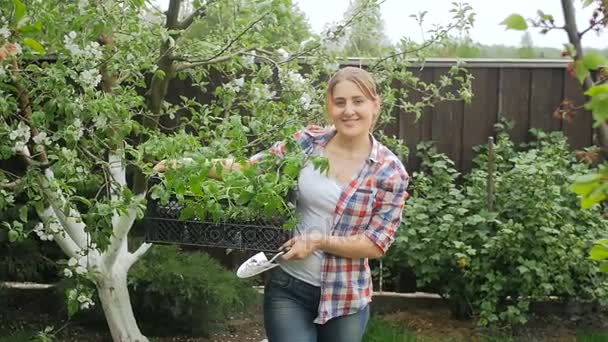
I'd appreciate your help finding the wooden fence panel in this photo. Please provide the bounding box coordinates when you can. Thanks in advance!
[562,74,593,150]
[498,68,532,146]
[529,68,564,135]
[462,68,499,173]
[431,68,464,170]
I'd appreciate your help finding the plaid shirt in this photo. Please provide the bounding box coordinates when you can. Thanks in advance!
[250,125,409,324]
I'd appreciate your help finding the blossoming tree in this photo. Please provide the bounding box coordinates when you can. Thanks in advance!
[0,0,474,340]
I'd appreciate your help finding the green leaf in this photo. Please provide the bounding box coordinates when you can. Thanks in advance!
[19,206,28,222]
[501,14,528,31]
[154,69,166,80]
[585,84,608,97]
[23,38,46,55]
[13,0,26,23]
[8,230,19,242]
[599,262,608,273]
[590,242,608,261]
[583,52,606,71]
[20,21,42,33]
[574,60,590,84]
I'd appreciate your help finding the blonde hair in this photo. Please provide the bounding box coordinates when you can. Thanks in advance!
[326,67,382,129]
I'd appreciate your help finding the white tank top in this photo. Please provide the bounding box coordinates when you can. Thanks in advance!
[278,148,343,286]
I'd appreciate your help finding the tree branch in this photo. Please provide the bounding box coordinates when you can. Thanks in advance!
[177,0,220,30]
[37,206,80,259]
[104,193,146,269]
[176,47,255,71]
[166,0,182,29]
[42,168,89,249]
[126,242,153,270]
[561,0,608,148]
[187,12,269,67]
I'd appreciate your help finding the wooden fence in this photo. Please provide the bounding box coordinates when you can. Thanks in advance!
[162,58,593,174]
[345,58,593,173]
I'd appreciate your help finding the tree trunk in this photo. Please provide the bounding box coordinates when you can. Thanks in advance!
[96,264,148,342]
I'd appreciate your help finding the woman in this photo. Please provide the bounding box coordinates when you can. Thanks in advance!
[155,67,409,342]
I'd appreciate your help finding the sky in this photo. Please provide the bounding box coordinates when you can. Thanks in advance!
[153,0,607,49]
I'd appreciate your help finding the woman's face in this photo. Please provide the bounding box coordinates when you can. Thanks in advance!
[328,80,379,138]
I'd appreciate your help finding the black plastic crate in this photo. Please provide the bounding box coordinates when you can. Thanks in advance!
[144,199,292,253]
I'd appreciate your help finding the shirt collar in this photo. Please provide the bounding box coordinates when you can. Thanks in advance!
[313,126,380,164]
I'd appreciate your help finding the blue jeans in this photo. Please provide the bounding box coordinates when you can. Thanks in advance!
[263,267,370,342]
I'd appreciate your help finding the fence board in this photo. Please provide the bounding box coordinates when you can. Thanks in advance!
[462,68,499,173]
[431,68,464,170]
[529,68,564,135]
[400,68,433,172]
[562,74,593,150]
[498,68,531,146]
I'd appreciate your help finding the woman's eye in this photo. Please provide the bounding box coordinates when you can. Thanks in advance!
[354,99,364,105]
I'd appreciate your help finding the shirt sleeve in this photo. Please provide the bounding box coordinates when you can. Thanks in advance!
[364,163,410,254]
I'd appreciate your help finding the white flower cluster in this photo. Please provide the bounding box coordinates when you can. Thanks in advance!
[242,50,256,66]
[32,131,52,152]
[299,93,312,110]
[276,48,290,62]
[224,77,245,93]
[33,222,59,241]
[64,32,103,61]
[63,32,104,89]
[77,0,89,13]
[63,256,87,278]
[67,287,95,310]
[250,83,276,101]
[77,68,102,89]
[8,122,31,153]
[287,71,305,85]
[70,118,85,141]
[0,26,10,39]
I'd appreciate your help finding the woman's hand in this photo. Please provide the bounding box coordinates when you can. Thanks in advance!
[153,158,193,174]
[153,160,168,173]
[280,232,325,260]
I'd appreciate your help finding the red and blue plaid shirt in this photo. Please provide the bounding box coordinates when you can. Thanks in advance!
[250,125,409,324]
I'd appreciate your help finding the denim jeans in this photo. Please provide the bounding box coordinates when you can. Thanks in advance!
[263,267,370,342]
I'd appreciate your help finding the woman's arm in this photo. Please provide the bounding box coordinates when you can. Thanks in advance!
[280,233,383,260]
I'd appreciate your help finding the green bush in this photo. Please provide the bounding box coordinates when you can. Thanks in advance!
[0,238,62,283]
[128,245,258,337]
[388,127,608,326]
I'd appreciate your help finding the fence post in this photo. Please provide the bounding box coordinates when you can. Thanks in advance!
[487,136,496,211]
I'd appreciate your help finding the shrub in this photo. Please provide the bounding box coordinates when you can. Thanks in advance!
[388,127,608,325]
[0,238,62,283]
[128,245,258,337]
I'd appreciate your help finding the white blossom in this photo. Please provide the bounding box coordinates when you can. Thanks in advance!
[234,77,245,88]
[63,268,73,278]
[299,37,315,49]
[75,266,87,275]
[11,43,21,55]
[9,121,30,141]
[242,50,256,66]
[93,115,107,128]
[78,0,89,13]
[33,131,50,145]
[77,68,102,89]
[64,32,81,56]
[287,71,305,85]
[0,26,10,39]
[276,48,289,61]
[77,294,88,303]
[68,257,78,267]
[300,93,312,109]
